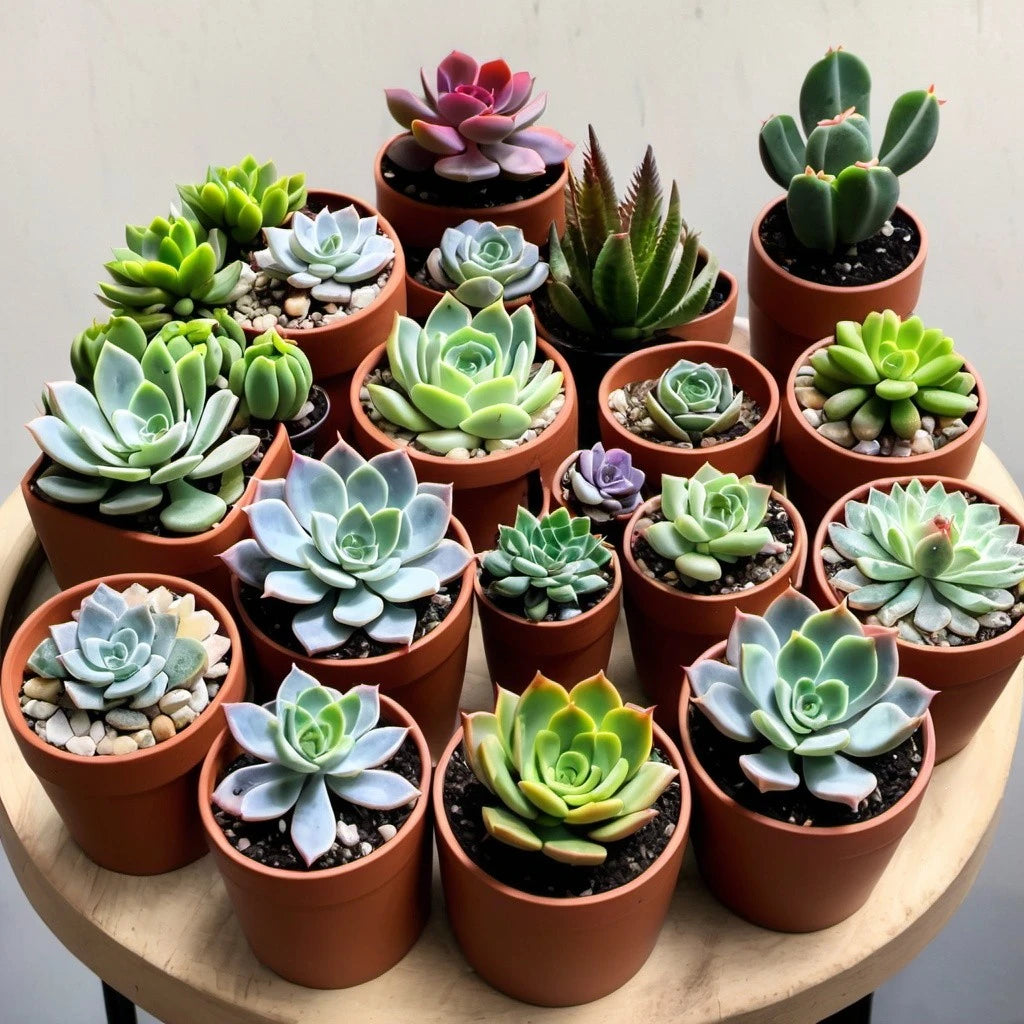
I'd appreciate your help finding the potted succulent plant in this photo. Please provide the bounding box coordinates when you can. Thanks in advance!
[779,310,987,530]
[622,464,807,728]
[200,666,431,988]
[0,573,244,874]
[434,672,689,1005]
[351,294,578,549]
[376,50,574,250]
[405,219,548,321]
[475,507,620,691]
[598,341,780,483]
[220,438,473,756]
[548,442,645,550]
[749,48,942,383]
[812,477,1024,762]
[534,129,737,446]
[681,588,936,931]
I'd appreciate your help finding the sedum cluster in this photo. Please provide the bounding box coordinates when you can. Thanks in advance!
[227,328,314,423]
[645,359,744,443]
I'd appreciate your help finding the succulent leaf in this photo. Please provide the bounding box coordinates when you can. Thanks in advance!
[644,358,744,442]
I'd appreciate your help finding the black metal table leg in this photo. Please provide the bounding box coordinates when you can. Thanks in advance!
[102,981,138,1024]
[820,992,873,1024]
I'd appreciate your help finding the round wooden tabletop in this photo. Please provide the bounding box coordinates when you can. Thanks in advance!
[0,334,1020,1023]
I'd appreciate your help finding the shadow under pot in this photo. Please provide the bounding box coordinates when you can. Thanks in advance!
[678,672,935,932]
[621,492,807,734]
[0,572,245,875]
[597,341,780,494]
[747,197,928,387]
[349,340,578,551]
[198,696,432,989]
[811,475,1024,763]
[239,190,408,447]
[432,723,690,1006]
[534,262,738,449]
[23,423,291,607]
[230,518,475,760]
[779,338,988,537]
[474,550,622,694]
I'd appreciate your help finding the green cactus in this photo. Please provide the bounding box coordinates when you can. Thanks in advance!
[228,328,313,422]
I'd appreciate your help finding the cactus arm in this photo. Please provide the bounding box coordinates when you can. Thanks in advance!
[799,48,872,135]
[834,163,900,245]
[804,111,873,174]
[786,169,838,251]
[878,87,942,176]
[759,114,807,188]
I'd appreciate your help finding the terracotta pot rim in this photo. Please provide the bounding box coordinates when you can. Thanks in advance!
[1,573,243,768]
[197,693,431,884]
[622,491,808,606]
[750,197,930,297]
[813,473,1024,662]
[679,674,936,838]
[349,337,576,472]
[547,450,638,527]
[597,341,780,462]
[784,338,988,471]
[230,516,475,669]
[432,721,690,909]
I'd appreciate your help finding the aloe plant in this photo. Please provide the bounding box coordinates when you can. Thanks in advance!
[227,328,313,422]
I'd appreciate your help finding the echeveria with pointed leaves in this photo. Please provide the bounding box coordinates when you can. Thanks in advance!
[829,480,1024,639]
[221,438,472,655]
[26,582,208,712]
[567,442,645,519]
[254,206,395,304]
[645,359,744,442]
[462,672,678,865]
[368,295,564,454]
[228,328,313,422]
[214,666,419,867]
[644,464,784,583]
[482,506,612,621]
[29,340,259,534]
[687,588,935,808]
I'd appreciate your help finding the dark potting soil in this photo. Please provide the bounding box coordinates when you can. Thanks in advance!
[247,384,329,458]
[477,561,616,623]
[632,499,794,596]
[686,703,922,826]
[238,577,462,659]
[443,743,681,897]
[759,203,920,287]
[212,736,421,872]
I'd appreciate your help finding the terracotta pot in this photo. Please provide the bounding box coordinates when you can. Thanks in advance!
[622,492,807,733]
[779,338,988,536]
[22,424,291,607]
[678,672,935,931]
[474,551,621,693]
[373,137,568,250]
[748,198,928,387]
[404,268,532,323]
[1,573,245,875]
[536,264,738,448]
[597,341,780,485]
[433,723,690,1005]
[198,695,432,988]
[349,340,578,551]
[811,475,1024,763]
[242,190,407,443]
[230,518,474,760]
[546,450,639,552]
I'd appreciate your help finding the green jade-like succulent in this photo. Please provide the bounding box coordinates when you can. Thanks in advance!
[644,358,743,442]
[228,328,313,422]
[462,672,679,865]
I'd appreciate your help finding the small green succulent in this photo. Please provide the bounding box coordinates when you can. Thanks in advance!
[177,155,306,246]
[481,507,612,621]
[367,295,564,454]
[644,464,781,583]
[828,480,1024,639]
[228,328,313,422]
[546,128,718,345]
[462,672,678,865]
[70,316,148,387]
[687,588,935,808]
[644,359,744,442]
[811,311,978,442]
[154,310,248,387]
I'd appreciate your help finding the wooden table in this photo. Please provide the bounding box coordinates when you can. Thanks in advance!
[0,346,1020,1024]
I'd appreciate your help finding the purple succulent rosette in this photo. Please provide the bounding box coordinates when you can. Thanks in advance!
[567,443,645,521]
[385,50,573,182]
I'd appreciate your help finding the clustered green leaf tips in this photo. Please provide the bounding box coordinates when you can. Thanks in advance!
[462,672,678,865]
[368,294,564,454]
[644,358,744,442]
[687,588,936,808]
[759,48,942,251]
[228,328,314,422]
[811,310,978,442]
[547,128,719,343]
[482,506,613,621]
[829,480,1024,639]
